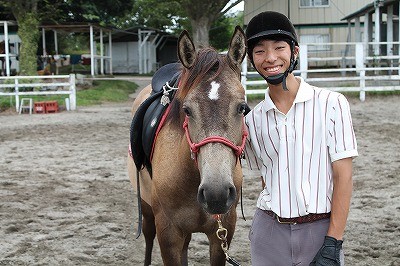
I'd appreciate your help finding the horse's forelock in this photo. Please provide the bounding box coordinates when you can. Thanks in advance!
[177,48,227,101]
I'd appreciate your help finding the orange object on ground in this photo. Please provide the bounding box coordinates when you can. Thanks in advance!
[34,102,46,113]
[45,101,59,113]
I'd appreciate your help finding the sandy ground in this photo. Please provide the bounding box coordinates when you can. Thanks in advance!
[0,87,399,265]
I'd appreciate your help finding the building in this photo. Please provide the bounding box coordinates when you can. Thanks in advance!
[0,21,20,76]
[105,27,178,75]
[0,22,178,76]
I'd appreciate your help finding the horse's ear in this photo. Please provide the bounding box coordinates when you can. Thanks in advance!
[227,26,247,67]
[178,30,196,69]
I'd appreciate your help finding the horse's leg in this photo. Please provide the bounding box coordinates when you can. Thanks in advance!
[156,222,187,265]
[152,194,186,266]
[141,199,156,266]
[181,233,192,266]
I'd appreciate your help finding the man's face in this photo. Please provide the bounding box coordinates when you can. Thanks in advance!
[252,39,298,78]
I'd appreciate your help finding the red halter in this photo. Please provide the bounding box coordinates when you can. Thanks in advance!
[182,115,248,162]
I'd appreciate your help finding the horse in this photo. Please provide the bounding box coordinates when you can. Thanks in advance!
[127,26,247,266]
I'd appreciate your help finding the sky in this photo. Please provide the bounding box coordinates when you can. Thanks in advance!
[224,0,244,14]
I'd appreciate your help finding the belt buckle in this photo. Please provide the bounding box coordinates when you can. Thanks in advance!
[275,215,297,225]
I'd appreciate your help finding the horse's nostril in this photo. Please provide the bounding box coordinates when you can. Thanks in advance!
[227,185,237,205]
[197,187,206,204]
[197,183,237,214]
[228,186,236,199]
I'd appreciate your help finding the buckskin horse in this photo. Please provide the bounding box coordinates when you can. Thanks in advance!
[127,26,247,266]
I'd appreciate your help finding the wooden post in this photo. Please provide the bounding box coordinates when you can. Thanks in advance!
[69,74,76,110]
[299,44,308,80]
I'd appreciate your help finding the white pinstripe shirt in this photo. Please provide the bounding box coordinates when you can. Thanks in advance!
[244,77,358,218]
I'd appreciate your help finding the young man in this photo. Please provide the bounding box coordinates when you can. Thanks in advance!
[243,11,358,266]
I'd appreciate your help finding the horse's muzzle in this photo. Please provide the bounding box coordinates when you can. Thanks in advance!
[197,184,237,214]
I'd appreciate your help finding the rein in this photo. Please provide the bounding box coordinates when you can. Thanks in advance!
[182,115,248,162]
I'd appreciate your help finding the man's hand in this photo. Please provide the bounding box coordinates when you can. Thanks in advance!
[310,236,343,266]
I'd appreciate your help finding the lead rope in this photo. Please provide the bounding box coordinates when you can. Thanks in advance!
[214,214,241,266]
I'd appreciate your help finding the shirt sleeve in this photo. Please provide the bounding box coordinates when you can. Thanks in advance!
[244,111,262,174]
[329,94,358,162]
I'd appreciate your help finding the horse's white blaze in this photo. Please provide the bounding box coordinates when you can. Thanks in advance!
[208,81,220,100]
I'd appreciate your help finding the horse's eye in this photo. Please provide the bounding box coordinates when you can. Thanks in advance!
[183,106,191,116]
[237,103,247,115]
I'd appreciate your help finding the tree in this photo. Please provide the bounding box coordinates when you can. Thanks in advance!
[127,0,243,47]
[210,11,243,51]
[0,0,42,75]
[181,0,242,47]
[58,0,135,27]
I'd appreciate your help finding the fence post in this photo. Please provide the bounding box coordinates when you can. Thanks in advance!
[359,70,366,102]
[69,74,76,110]
[15,78,19,112]
[355,43,364,73]
[241,57,248,101]
[356,43,366,101]
[299,44,308,79]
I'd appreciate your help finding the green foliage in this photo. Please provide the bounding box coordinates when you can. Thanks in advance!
[57,0,135,26]
[119,0,184,31]
[210,11,243,51]
[16,12,40,75]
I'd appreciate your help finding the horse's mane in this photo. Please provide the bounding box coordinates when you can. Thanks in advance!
[176,47,229,101]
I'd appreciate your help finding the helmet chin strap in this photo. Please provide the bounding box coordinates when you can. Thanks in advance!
[259,68,290,91]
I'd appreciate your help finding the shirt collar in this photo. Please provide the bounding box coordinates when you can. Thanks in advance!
[262,77,314,111]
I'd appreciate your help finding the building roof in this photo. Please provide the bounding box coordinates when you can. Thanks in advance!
[342,0,399,21]
[110,26,177,43]
[39,22,114,33]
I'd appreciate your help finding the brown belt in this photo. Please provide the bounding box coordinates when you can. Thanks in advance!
[263,210,331,224]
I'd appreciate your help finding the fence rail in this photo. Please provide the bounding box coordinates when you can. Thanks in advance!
[242,41,400,101]
[0,74,76,112]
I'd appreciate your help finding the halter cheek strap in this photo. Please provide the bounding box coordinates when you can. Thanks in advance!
[182,115,248,163]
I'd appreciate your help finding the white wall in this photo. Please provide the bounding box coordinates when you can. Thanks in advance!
[106,41,157,74]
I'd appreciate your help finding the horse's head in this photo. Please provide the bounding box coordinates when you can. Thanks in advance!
[176,26,247,214]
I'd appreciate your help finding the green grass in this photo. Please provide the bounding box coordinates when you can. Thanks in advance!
[76,80,137,106]
[0,80,138,112]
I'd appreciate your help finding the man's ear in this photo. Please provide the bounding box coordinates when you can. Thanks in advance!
[293,46,300,59]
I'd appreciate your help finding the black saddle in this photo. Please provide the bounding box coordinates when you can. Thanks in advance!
[130,63,181,174]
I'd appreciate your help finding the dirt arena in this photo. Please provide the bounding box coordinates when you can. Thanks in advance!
[0,91,399,265]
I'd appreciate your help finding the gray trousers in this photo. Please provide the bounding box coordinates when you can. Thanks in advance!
[249,208,344,266]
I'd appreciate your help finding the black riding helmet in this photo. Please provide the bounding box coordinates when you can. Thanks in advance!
[245,11,299,90]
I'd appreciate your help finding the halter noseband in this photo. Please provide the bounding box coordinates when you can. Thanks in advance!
[182,115,248,162]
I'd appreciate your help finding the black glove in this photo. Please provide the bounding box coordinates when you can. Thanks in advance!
[310,236,343,266]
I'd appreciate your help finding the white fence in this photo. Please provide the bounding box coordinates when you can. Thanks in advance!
[0,74,76,112]
[242,42,400,101]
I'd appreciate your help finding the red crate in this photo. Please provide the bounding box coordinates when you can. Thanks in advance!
[45,101,59,113]
[34,102,46,114]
